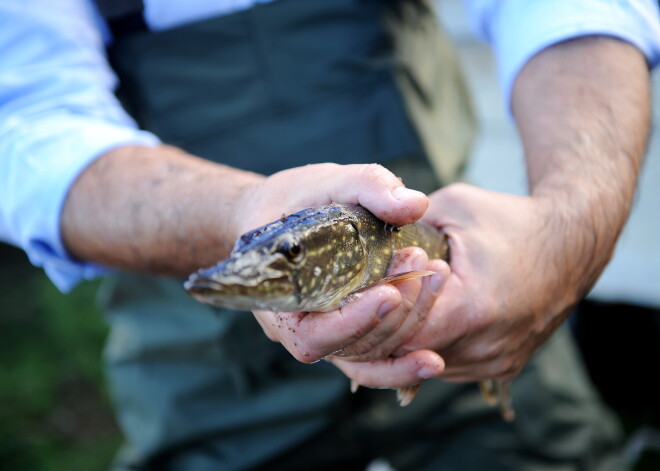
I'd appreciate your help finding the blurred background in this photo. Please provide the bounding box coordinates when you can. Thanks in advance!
[1,1,658,470]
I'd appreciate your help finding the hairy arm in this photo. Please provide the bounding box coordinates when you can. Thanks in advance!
[514,36,650,308]
[61,145,262,276]
[431,36,650,380]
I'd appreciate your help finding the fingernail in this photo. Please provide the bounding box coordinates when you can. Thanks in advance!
[429,273,443,295]
[392,186,425,202]
[377,299,399,319]
[418,366,440,379]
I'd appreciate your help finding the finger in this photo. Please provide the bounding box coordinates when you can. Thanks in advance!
[304,163,429,225]
[384,257,451,357]
[328,349,445,389]
[256,284,403,363]
[332,248,428,360]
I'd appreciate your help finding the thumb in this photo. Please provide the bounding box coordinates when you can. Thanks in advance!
[303,163,429,226]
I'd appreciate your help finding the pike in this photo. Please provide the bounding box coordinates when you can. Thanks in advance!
[184,203,514,420]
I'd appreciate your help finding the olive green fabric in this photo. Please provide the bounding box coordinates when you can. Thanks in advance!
[100,0,625,470]
[382,0,476,184]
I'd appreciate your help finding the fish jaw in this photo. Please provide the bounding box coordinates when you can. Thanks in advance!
[183,251,301,311]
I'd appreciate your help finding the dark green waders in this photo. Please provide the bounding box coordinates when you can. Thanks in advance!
[97,0,626,469]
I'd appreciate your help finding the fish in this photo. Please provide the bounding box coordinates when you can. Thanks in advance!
[184,203,514,420]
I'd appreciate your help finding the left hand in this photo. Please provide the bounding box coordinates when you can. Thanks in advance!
[392,183,593,382]
[332,182,596,387]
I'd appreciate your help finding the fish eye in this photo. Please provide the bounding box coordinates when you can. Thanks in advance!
[288,243,301,258]
[278,242,303,261]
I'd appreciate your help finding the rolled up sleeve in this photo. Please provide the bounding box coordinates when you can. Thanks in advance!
[0,0,160,292]
[465,0,660,109]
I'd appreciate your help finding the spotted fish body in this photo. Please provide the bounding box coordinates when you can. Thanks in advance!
[185,203,514,420]
[184,203,448,312]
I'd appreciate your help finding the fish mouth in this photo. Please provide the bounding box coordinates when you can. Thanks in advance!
[183,274,224,296]
[183,267,296,311]
[183,271,252,298]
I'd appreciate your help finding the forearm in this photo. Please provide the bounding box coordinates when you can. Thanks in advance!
[512,36,651,301]
[61,145,264,277]
[60,144,430,279]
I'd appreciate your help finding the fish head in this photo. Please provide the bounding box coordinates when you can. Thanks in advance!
[184,204,368,312]
[184,235,303,311]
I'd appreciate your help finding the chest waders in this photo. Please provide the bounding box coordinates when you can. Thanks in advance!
[95,1,626,469]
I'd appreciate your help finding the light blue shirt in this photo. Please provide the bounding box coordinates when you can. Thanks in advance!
[1,0,659,292]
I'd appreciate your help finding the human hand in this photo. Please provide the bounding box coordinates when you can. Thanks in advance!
[237,163,449,364]
[232,163,430,236]
[326,252,449,389]
[391,183,595,382]
[327,247,450,361]
[328,182,602,388]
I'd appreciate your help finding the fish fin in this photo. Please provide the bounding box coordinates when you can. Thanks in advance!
[349,271,436,297]
[498,380,515,422]
[396,224,450,261]
[478,380,516,421]
[350,380,360,394]
[478,380,498,406]
[396,384,421,407]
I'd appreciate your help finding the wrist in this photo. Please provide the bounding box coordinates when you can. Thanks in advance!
[531,187,623,306]
[225,171,266,243]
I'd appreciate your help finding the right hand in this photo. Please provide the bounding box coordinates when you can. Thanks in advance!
[236,163,445,374]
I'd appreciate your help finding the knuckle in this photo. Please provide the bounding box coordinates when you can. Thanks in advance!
[471,297,501,330]
[342,313,376,344]
[495,357,523,380]
[339,338,389,360]
[475,343,502,363]
[289,341,320,364]
[361,163,395,185]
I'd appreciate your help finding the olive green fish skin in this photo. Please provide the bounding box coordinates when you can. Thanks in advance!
[184,203,448,312]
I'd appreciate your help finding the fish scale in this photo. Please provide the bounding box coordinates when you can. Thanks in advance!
[185,203,514,420]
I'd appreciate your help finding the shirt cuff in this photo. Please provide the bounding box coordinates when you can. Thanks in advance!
[1,117,160,292]
[487,0,660,111]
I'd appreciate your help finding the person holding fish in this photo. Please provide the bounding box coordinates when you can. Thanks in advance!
[1,0,659,469]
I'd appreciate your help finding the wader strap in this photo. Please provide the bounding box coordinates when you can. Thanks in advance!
[92,0,147,37]
[107,0,435,186]
[383,0,476,183]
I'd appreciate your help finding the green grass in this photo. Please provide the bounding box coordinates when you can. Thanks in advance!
[0,244,120,471]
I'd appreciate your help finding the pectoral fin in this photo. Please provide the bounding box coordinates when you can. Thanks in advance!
[349,271,436,297]
[478,380,498,406]
[396,384,421,407]
[478,380,515,422]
